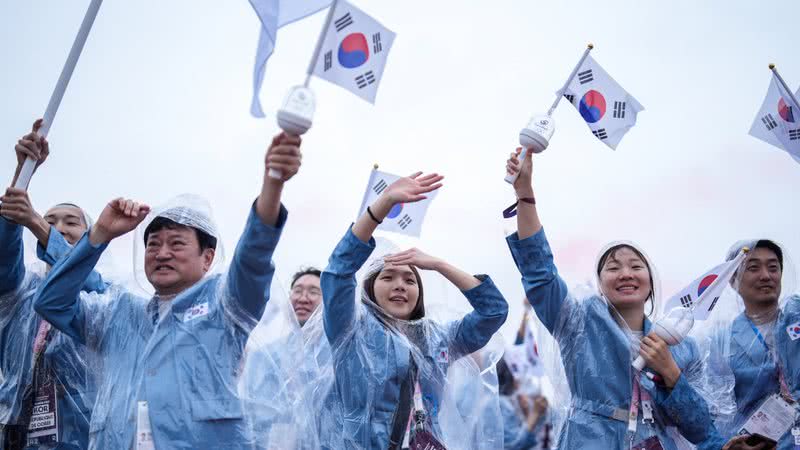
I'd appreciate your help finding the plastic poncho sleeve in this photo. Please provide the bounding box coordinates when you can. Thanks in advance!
[506,228,570,334]
[321,226,375,344]
[36,224,107,293]
[644,338,726,447]
[0,218,24,298]
[447,276,508,358]
[224,202,288,324]
[33,231,108,346]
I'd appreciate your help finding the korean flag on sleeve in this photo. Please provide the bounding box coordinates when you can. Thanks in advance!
[562,55,644,149]
[357,169,437,237]
[749,73,800,163]
[311,0,396,103]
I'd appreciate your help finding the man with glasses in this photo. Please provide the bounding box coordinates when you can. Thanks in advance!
[289,267,322,326]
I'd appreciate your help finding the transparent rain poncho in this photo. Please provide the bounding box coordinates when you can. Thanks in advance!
[290,229,508,450]
[1,208,105,450]
[506,230,731,450]
[31,194,287,450]
[698,239,800,448]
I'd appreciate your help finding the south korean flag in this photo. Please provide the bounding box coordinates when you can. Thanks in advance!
[561,55,644,150]
[749,72,800,164]
[311,0,396,103]
[357,169,437,237]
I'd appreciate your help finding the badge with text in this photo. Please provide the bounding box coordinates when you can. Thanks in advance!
[26,380,59,446]
[738,394,795,441]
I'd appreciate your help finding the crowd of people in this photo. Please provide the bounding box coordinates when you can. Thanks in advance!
[0,120,797,450]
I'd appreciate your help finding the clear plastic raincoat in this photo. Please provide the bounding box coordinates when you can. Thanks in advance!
[701,239,800,449]
[33,197,286,450]
[506,228,727,450]
[1,216,106,450]
[311,227,509,449]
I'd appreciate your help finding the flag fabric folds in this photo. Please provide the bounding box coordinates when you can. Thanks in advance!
[248,0,331,117]
[357,169,436,237]
[749,71,800,163]
[562,55,644,150]
[662,250,747,321]
[310,0,395,103]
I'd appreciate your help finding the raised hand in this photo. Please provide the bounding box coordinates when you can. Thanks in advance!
[90,198,151,245]
[383,247,443,271]
[15,119,49,172]
[265,132,302,182]
[379,172,443,206]
[639,333,682,388]
[506,147,533,196]
[0,187,40,228]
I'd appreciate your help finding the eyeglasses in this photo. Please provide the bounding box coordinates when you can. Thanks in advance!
[290,286,321,300]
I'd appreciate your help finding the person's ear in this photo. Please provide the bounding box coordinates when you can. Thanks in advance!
[202,248,216,272]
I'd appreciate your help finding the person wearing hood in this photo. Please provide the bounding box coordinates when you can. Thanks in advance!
[0,119,106,449]
[704,239,800,449]
[33,132,302,449]
[316,171,508,449]
[503,149,725,449]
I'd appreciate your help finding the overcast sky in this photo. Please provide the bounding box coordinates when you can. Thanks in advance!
[2,0,799,340]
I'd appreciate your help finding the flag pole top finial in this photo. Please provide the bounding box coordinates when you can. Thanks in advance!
[742,246,750,253]
[769,64,776,70]
[373,163,379,170]
[587,43,594,49]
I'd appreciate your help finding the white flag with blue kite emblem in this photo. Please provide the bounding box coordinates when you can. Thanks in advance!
[311,0,395,103]
[749,72,800,164]
[357,169,436,237]
[248,0,331,117]
[562,55,644,150]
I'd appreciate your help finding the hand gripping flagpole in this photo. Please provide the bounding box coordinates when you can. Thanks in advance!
[505,44,594,184]
[13,0,104,190]
[632,247,749,371]
[271,0,340,179]
[770,63,800,113]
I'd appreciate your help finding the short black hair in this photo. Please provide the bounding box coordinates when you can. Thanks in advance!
[143,217,217,252]
[291,267,321,288]
[496,358,516,397]
[755,240,784,270]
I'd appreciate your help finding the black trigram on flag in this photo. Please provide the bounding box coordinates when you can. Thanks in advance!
[564,94,575,104]
[706,296,720,313]
[398,214,413,230]
[761,113,778,131]
[355,71,376,89]
[592,128,608,140]
[373,179,388,195]
[323,51,332,71]
[335,13,353,32]
[680,294,693,308]
[372,33,382,53]
[613,101,626,119]
[578,69,593,84]
[789,129,800,140]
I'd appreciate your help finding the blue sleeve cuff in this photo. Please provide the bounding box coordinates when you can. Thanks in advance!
[247,202,288,248]
[326,226,376,276]
[462,275,507,314]
[506,228,555,272]
[37,225,69,265]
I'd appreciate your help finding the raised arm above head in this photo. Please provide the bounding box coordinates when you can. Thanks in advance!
[506,148,542,240]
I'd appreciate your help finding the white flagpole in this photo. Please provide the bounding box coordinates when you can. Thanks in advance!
[547,43,594,116]
[771,63,800,113]
[13,0,104,190]
[303,0,340,87]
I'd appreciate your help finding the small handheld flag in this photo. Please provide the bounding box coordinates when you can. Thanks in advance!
[748,65,800,164]
[310,0,396,103]
[357,166,436,237]
[561,54,644,150]
[662,247,750,321]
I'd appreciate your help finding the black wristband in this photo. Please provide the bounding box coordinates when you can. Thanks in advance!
[367,206,383,224]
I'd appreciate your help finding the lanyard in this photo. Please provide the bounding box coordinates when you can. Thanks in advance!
[628,375,654,433]
[32,320,52,359]
[748,318,794,402]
